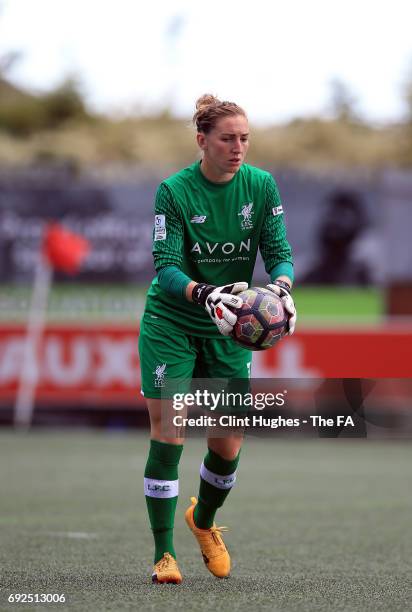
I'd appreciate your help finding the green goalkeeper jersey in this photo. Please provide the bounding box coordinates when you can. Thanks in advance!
[144,160,293,337]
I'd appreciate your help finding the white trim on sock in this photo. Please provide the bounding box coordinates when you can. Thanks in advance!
[144,477,179,498]
[200,462,236,490]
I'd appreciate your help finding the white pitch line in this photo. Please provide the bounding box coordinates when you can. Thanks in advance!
[46,531,98,539]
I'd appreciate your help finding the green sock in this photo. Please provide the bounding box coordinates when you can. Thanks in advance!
[144,439,184,563]
[194,447,240,529]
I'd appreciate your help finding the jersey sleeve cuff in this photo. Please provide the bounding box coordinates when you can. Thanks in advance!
[269,262,294,284]
[157,265,192,299]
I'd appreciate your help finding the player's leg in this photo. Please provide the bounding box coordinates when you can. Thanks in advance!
[196,433,243,526]
[184,435,242,578]
[144,397,184,568]
[139,317,194,582]
[196,338,250,528]
[185,338,251,577]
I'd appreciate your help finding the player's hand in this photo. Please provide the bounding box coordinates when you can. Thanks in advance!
[267,280,296,335]
[192,282,248,336]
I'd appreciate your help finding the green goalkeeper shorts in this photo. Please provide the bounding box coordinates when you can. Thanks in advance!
[139,316,252,399]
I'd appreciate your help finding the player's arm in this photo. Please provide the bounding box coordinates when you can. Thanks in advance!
[153,184,246,336]
[153,183,186,273]
[152,182,193,296]
[259,175,296,335]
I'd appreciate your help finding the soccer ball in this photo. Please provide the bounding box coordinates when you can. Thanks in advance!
[231,287,287,351]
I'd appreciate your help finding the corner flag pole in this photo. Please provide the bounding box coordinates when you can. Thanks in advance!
[14,223,89,430]
[14,253,52,430]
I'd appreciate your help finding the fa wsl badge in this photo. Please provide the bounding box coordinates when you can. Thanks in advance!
[238,202,254,230]
[154,215,166,241]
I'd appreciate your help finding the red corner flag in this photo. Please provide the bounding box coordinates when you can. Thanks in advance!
[43,223,89,274]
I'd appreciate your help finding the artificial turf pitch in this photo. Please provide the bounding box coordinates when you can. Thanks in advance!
[0,432,411,611]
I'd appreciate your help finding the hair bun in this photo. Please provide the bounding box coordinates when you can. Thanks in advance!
[195,94,220,112]
[193,94,246,133]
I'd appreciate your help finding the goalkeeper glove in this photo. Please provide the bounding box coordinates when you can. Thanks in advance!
[266,280,297,336]
[192,282,248,336]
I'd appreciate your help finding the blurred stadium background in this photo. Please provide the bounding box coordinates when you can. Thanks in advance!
[1,2,412,609]
[1,130,411,429]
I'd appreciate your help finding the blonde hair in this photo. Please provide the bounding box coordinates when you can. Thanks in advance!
[193,94,247,133]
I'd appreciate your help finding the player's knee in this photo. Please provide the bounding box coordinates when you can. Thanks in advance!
[208,437,243,460]
[218,449,241,461]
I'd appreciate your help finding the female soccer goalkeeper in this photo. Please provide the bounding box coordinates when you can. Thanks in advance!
[139,94,296,583]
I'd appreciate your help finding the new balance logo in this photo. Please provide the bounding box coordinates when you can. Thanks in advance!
[191,215,207,223]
